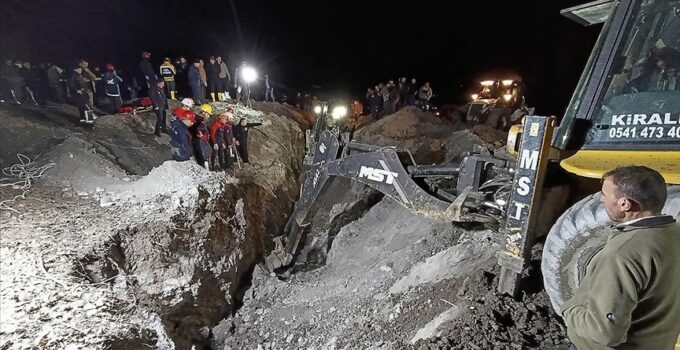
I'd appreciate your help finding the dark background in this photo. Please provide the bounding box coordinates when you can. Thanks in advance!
[0,0,601,116]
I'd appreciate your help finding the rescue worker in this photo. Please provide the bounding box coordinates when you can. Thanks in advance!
[206,56,220,102]
[562,166,680,350]
[191,104,214,169]
[138,51,156,96]
[188,59,203,104]
[233,117,271,164]
[169,98,196,161]
[102,64,123,114]
[210,108,236,170]
[217,56,230,100]
[150,80,168,136]
[68,66,92,123]
[159,57,177,100]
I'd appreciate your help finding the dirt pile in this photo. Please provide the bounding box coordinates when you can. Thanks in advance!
[0,102,306,349]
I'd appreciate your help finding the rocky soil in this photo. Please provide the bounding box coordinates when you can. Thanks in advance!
[0,101,307,350]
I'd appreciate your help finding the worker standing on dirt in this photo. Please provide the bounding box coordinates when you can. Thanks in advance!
[188,59,203,104]
[192,104,214,169]
[138,51,156,96]
[233,117,271,164]
[418,82,433,109]
[68,66,91,123]
[159,58,177,100]
[210,108,235,170]
[217,56,230,101]
[367,88,382,119]
[206,57,220,102]
[78,60,99,110]
[198,59,208,102]
[151,80,168,136]
[169,98,196,161]
[561,166,680,350]
[407,78,418,106]
[46,63,65,104]
[102,64,123,114]
[264,74,275,102]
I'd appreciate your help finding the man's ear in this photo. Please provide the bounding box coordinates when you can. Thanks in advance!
[619,197,635,212]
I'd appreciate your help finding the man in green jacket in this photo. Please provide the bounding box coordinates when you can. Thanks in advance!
[562,165,680,350]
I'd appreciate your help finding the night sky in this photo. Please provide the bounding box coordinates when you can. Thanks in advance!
[1,0,601,115]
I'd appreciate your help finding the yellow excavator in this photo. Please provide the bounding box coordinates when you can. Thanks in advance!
[264,0,680,346]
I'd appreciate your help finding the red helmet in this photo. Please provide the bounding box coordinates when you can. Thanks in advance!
[142,51,151,58]
[105,63,115,70]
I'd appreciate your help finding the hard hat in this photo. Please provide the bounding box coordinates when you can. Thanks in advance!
[105,64,114,70]
[199,104,213,115]
[181,98,194,107]
[142,51,151,58]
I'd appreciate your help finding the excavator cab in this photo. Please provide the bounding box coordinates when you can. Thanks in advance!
[554,0,680,181]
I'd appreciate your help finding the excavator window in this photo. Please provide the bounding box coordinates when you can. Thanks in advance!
[583,0,680,149]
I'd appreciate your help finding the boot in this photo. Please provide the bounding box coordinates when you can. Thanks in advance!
[204,161,210,170]
[210,93,216,102]
[217,92,223,101]
[170,91,177,100]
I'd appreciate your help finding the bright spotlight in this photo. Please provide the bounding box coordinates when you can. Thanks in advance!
[314,105,322,114]
[480,80,494,87]
[502,80,514,86]
[471,93,479,100]
[242,66,257,84]
[503,93,513,102]
[331,106,347,120]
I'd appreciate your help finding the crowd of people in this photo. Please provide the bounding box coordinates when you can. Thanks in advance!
[365,77,433,119]
[0,52,278,122]
[168,98,271,171]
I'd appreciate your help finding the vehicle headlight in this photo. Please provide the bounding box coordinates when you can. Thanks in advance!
[471,93,479,100]
[480,80,494,87]
[503,94,513,102]
[314,105,322,114]
[331,106,347,120]
[242,66,257,83]
[502,80,513,87]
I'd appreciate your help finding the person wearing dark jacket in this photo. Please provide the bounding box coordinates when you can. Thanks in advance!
[170,98,196,161]
[407,78,417,106]
[68,67,91,122]
[232,117,271,163]
[210,108,235,170]
[102,64,123,114]
[46,63,65,103]
[1,60,23,103]
[206,56,220,102]
[138,51,156,96]
[151,80,169,136]
[367,88,383,119]
[188,60,203,104]
[562,166,680,350]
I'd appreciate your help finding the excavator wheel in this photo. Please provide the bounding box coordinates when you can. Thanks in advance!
[541,186,680,313]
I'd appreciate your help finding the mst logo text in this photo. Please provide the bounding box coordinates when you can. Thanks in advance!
[359,166,398,184]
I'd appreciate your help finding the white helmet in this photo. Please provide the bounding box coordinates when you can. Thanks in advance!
[181,98,194,107]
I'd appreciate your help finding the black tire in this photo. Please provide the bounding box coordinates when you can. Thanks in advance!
[485,108,511,130]
[541,186,680,312]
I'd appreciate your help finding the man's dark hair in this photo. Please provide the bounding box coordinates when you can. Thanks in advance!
[603,165,667,213]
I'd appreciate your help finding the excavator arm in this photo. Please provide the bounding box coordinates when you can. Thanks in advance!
[264,129,512,271]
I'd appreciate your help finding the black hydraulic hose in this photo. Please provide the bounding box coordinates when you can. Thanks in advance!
[407,164,460,177]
